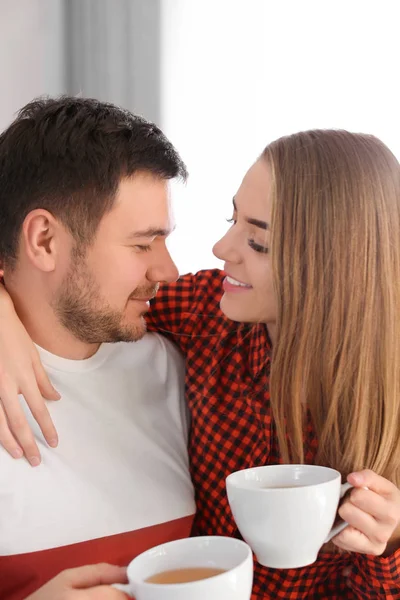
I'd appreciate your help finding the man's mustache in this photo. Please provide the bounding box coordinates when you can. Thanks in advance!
[129,283,159,301]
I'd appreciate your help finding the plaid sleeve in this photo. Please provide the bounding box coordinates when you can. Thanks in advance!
[348,549,400,598]
[146,269,224,354]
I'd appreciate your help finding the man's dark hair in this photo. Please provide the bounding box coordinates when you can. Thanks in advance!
[0,95,187,266]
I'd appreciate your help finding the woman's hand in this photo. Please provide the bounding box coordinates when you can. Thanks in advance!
[0,282,60,465]
[26,563,129,599]
[333,469,400,556]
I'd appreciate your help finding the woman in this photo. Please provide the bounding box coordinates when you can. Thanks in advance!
[1,129,400,598]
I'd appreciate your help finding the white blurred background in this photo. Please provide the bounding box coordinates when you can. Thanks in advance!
[1,0,399,273]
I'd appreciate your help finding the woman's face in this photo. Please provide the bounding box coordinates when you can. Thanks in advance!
[213,158,277,326]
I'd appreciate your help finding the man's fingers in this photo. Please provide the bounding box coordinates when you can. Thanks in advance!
[25,565,129,600]
[0,385,41,465]
[0,401,23,458]
[75,587,130,599]
[66,564,127,588]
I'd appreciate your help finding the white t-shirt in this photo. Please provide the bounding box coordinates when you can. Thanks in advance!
[0,333,195,599]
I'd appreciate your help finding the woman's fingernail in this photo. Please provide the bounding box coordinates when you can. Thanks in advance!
[350,473,362,485]
[12,448,23,459]
[48,438,58,448]
[29,456,41,467]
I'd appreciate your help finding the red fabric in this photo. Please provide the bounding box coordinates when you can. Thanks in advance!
[0,515,193,600]
[147,269,400,599]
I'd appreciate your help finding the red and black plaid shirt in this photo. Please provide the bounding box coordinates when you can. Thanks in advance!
[147,269,400,599]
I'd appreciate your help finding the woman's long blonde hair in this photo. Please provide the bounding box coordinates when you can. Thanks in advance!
[264,130,400,486]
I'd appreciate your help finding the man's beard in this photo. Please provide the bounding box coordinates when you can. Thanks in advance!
[53,256,158,344]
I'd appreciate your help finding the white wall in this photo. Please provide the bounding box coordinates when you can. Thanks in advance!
[160,0,400,274]
[0,0,65,131]
[1,1,399,275]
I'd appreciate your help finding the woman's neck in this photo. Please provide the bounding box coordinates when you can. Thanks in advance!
[266,323,276,346]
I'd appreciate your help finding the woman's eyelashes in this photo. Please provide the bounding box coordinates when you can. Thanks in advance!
[248,240,269,254]
[226,217,269,254]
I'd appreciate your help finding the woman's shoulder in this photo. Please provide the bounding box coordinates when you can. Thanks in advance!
[147,269,234,346]
[156,269,225,311]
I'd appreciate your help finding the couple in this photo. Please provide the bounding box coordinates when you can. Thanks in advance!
[0,96,399,599]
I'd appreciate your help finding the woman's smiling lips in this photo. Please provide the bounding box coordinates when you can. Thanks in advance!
[223,273,253,293]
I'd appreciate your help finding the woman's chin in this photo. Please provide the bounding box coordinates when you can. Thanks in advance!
[219,294,254,323]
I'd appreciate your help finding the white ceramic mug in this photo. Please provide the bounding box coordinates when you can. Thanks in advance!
[226,464,352,569]
[113,536,253,599]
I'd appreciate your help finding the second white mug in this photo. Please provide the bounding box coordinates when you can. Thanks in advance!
[226,464,351,569]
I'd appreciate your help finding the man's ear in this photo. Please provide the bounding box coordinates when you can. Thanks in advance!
[22,209,61,272]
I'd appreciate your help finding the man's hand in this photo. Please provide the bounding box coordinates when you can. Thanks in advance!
[26,563,130,599]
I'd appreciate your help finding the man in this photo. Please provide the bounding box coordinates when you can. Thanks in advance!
[0,96,195,599]
[27,565,128,600]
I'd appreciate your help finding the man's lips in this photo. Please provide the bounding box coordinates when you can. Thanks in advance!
[129,296,154,302]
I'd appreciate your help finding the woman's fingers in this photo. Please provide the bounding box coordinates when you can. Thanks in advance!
[0,401,23,458]
[0,288,60,463]
[0,382,42,465]
[33,350,61,401]
[23,367,59,449]
[333,471,400,556]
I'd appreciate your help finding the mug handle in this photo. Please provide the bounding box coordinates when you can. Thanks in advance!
[112,583,135,597]
[324,482,353,543]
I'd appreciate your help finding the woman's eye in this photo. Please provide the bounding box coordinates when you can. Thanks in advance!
[226,217,236,225]
[134,245,152,253]
[248,240,269,254]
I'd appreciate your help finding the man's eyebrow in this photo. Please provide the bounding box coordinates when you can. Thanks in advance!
[127,226,175,239]
[232,197,269,230]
